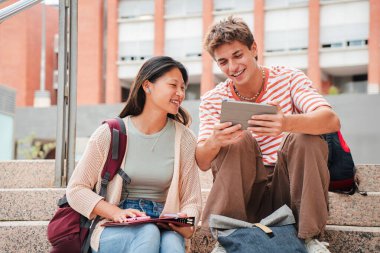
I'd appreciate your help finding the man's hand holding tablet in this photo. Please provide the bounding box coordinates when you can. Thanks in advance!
[220,100,277,129]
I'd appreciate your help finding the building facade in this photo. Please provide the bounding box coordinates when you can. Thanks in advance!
[0,0,379,107]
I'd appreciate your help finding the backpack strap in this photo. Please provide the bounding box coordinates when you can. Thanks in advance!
[82,117,128,253]
[100,117,127,185]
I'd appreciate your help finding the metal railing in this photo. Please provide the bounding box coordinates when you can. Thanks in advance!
[1,0,78,187]
[55,0,78,187]
[0,0,41,23]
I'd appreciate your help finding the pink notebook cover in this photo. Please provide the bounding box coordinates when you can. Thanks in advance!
[102,216,195,227]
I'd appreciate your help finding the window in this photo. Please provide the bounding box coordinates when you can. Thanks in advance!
[118,21,154,61]
[214,0,253,12]
[165,18,202,59]
[119,0,154,19]
[265,0,308,8]
[320,1,369,48]
[264,8,308,52]
[165,0,202,16]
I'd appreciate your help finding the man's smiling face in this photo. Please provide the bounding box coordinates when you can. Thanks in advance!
[214,40,258,87]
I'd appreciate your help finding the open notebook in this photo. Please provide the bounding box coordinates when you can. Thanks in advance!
[102,216,195,227]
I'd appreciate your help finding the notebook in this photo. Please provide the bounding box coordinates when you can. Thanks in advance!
[102,216,195,227]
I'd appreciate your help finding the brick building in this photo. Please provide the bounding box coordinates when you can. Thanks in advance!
[0,0,379,107]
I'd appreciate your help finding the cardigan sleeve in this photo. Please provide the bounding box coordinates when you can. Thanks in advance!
[178,128,202,225]
[66,124,111,219]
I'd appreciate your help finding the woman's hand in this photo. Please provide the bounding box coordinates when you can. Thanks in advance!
[168,224,194,239]
[110,208,146,223]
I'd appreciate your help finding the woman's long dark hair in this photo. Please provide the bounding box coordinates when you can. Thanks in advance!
[119,56,191,126]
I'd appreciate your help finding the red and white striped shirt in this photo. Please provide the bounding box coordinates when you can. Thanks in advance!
[198,66,331,165]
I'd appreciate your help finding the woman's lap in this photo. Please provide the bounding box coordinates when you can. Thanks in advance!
[93,198,185,253]
[94,224,184,253]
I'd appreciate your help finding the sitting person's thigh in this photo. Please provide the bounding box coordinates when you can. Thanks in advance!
[160,230,185,253]
[96,224,160,253]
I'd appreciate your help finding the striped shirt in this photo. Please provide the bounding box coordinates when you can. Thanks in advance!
[198,66,331,165]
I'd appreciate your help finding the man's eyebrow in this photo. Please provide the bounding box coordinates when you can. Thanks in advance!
[216,49,242,62]
[216,57,226,63]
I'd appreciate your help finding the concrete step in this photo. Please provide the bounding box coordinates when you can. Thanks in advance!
[1,223,379,253]
[190,225,380,253]
[0,221,50,253]
[0,160,55,188]
[199,165,380,193]
[0,188,65,221]
[328,192,380,226]
[201,190,380,227]
[356,164,380,192]
[320,225,380,253]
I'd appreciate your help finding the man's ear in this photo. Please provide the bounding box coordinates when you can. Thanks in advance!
[250,42,258,58]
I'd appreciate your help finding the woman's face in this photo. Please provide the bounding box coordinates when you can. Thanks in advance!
[147,67,186,115]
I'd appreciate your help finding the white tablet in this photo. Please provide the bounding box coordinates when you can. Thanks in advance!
[220,100,277,130]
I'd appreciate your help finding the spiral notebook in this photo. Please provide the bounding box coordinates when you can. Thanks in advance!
[102,216,195,227]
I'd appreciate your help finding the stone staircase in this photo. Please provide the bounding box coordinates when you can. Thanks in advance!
[0,161,64,253]
[0,161,379,252]
[191,165,380,253]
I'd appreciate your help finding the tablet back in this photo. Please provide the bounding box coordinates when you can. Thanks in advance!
[220,100,277,129]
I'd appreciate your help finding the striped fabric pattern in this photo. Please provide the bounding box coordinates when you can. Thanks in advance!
[198,66,331,165]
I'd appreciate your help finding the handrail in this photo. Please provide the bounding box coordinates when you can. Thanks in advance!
[55,0,78,187]
[0,0,41,23]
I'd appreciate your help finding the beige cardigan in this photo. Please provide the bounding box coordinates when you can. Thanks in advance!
[66,118,202,251]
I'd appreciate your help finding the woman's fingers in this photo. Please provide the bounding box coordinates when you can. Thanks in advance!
[127,208,146,217]
[168,224,194,239]
[156,222,171,230]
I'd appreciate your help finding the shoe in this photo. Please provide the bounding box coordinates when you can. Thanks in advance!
[305,238,331,253]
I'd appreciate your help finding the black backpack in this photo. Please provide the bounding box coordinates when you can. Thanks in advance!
[324,131,358,195]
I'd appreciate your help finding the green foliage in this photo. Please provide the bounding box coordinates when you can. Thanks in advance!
[328,85,340,95]
[17,133,56,159]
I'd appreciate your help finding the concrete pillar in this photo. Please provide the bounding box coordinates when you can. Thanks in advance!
[307,0,322,92]
[105,0,121,103]
[254,0,265,65]
[368,0,380,94]
[200,0,214,96]
[154,0,165,56]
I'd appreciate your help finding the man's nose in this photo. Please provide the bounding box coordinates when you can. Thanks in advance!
[229,60,239,73]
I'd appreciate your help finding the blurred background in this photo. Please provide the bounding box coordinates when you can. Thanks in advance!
[0,0,379,163]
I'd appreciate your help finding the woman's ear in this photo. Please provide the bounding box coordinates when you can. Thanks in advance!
[142,80,151,94]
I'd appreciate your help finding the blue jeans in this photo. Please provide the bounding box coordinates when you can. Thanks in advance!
[92,199,185,253]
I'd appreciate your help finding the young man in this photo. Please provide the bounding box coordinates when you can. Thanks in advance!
[196,16,340,253]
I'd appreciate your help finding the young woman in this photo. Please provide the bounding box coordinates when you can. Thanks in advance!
[66,56,202,253]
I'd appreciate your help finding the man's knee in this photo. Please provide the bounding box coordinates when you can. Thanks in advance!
[222,131,261,156]
[287,133,327,152]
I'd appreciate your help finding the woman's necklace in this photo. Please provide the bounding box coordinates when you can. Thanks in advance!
[150,121,169,152]
[131,117,169,152]
[233,67,266,102]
